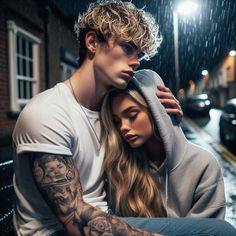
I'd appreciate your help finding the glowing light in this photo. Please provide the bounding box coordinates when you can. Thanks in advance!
[177,1,199,15]
[229,50,236,56]
[201,70,208,76]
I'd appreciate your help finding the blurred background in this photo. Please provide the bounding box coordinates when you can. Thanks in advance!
[0,0,235,235]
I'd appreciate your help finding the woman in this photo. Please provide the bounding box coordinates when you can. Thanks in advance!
[100,69,225,219]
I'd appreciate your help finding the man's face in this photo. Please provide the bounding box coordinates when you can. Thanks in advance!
[93,38,141,90]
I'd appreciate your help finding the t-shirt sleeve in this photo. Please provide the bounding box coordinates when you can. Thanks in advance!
[13,100,73,156]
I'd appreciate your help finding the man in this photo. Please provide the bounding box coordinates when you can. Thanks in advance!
[13,1,235,235]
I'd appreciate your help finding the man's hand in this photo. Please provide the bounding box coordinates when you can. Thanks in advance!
[156,84,183,124]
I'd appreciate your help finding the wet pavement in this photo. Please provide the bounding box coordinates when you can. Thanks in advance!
[181,117,236,228]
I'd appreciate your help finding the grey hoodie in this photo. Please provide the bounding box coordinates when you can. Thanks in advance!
[131,69,225,219]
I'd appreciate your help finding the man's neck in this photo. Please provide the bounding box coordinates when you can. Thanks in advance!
[65,61,108,111]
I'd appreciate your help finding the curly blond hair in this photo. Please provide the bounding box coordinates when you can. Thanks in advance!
[75,0,162,65]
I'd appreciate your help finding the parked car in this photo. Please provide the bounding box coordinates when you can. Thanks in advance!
[219,98,236,144]
[184,94,212,116]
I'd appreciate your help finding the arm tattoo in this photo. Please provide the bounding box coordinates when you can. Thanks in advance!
[32,153,156,236]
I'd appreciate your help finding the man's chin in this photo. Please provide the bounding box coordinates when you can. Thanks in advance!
[114,81,129,90]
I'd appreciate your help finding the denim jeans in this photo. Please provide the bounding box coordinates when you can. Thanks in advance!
[120,217,236,236]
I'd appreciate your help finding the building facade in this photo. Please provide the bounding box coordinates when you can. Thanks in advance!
[0,0,79,148]
[195,54,236,108]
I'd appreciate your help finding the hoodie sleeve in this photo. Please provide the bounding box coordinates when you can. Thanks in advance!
[186,154,226,219]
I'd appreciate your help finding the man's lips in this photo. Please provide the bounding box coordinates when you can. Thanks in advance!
[120,71,135,80]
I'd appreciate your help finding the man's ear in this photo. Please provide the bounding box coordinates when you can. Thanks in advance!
[85,31,98,54]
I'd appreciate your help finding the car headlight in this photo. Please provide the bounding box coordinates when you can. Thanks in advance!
[198,101,205,107]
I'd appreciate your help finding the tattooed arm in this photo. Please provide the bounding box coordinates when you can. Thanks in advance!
[31,153,162,236]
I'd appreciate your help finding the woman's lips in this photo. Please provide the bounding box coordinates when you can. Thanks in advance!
[124,134,138,142]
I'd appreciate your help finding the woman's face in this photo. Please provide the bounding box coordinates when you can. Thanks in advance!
[111,93,153,148]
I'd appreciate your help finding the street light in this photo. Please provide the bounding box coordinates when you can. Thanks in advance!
[177,1,198,15]
[173,1,199,97]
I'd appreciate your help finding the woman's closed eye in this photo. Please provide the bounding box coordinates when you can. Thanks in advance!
[127,111,138,120]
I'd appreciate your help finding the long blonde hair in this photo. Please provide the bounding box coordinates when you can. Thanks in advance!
[100,83,165,217]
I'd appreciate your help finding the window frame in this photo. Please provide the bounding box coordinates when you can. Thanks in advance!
[7,20,41,113]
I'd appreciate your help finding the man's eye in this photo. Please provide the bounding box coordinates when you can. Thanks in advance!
[121,43,134,55]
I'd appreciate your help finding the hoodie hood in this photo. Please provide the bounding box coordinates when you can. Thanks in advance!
[132,69,188,173]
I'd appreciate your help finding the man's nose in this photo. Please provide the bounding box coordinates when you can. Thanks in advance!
[129,55,140,71]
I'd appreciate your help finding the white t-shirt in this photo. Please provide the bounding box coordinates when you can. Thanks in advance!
[13,83,108,235]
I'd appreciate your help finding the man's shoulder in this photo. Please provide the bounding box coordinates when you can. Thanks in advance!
[24,83,68,113]
[15,83,73,130]
[13,83,75,151]
[32,82,65,103]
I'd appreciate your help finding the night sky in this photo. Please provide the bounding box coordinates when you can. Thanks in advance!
[50,0,236,90]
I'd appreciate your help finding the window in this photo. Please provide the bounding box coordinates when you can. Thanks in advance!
[60,47,77,81]
[8,21,41,113]
[16,34,34,104]
[60,62,76,82]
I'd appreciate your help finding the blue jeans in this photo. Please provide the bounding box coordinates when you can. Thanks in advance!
[120,217,236,236]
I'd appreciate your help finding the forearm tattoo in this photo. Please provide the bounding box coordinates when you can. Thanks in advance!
[32,154,155,235]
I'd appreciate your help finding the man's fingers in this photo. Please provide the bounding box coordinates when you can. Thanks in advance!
[165,107,183,124]
[159,98,181,108]
[156,89,179,104]
[157,84,170,92]
[156,84,183,124]
[156,91,174,99]
[165,108,182,114]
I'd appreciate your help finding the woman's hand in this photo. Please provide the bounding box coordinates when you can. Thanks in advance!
[156,84,183,124]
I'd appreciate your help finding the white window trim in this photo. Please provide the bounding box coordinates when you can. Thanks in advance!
[7,20,41,113]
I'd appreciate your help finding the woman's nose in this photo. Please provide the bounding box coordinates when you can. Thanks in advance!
[120,120,130,134]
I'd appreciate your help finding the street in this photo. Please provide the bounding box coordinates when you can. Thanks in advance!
[182,109,236,228]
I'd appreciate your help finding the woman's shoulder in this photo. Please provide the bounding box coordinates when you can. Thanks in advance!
[184,142,221,171]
